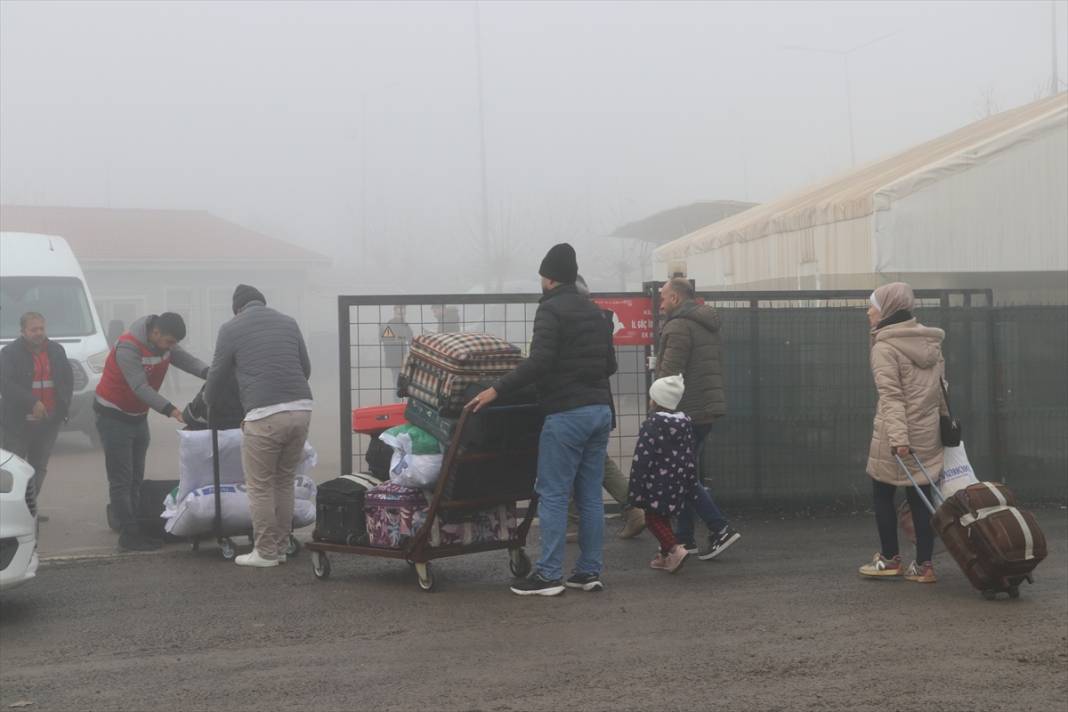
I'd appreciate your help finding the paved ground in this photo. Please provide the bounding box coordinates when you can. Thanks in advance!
[2,511,1065,712]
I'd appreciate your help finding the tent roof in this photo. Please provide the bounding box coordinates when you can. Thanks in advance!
[655,92,1068,263]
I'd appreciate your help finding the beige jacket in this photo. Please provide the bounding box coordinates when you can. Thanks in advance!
[866,319,946,486]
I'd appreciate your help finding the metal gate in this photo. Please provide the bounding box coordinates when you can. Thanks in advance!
[338,287,1065,506]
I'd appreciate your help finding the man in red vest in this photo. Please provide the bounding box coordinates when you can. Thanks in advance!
[95,312,208,551]
[0,312,74,521]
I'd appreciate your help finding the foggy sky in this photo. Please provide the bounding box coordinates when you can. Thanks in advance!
[2,0,1066,290]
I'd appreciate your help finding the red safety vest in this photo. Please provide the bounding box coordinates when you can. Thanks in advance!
[31,350,56,416]
[95,332,171,416]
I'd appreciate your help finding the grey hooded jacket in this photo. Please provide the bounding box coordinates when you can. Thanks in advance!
[204,301,312,413]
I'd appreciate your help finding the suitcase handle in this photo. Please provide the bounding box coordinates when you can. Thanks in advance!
[894,451,946,515]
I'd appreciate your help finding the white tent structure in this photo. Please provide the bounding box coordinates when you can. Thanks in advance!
[654,93,1068,303]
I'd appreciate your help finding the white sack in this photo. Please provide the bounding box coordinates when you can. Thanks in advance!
[177,428,318,501]
[164,480,317,537]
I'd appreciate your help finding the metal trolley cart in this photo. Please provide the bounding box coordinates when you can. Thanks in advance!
[306,403,544,591]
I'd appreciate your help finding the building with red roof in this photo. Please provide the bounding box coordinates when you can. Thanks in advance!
[0,205,331,372]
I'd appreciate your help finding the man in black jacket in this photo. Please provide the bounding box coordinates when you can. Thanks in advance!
[469,244,617,596]
[0,312,74,512]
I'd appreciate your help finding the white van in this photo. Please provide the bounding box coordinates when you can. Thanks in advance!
[0,232,109,445]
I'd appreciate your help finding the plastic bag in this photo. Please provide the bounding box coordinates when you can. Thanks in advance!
[381,429,443,489]
[381,425,442,456]
[938,440,979,498]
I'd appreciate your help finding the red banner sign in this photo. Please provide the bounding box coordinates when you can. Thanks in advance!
[593,297,655,346]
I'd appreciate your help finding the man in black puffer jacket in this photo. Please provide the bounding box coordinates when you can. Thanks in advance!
[468,244,617,597]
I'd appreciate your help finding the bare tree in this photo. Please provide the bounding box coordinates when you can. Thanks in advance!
[976,85,1001,118]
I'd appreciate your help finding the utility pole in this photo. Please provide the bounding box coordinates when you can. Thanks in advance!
[1052,1,1061,97]
[783,30,900,167]
[474,2,493,286]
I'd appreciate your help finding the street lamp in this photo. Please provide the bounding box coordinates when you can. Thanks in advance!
[355,80,403,264]
[783,30,901,167]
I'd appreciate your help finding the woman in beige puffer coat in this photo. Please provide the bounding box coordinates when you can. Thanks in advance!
[859,282,946,584]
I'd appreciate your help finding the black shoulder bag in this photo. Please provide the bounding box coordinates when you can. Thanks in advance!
[940,378,962,447]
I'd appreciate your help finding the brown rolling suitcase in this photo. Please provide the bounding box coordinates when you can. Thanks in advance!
[398,332,522,416]
[897,453,1047,600]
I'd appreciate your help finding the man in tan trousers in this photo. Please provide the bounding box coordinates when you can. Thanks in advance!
[205,285,313,567]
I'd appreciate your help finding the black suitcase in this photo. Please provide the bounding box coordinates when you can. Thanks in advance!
[107,479,182,541]
[365,438,394,481]
[138,479,182,542]
[313,474,382,546]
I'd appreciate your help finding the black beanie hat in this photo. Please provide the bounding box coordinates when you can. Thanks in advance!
[232,284,266,314]
[539,243,578,284]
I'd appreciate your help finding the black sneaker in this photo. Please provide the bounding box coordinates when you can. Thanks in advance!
[510,572,566,597]
[565,572,604,592]
[678,539,699,554]
[699,527,741,561]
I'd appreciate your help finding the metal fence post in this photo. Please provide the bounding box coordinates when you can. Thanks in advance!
[984,289,1004,483]
[338,296,353,476]
[750,298,762,502]
[646,281,661,395]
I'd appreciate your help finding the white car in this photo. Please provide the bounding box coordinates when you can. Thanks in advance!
[0,449,38,591]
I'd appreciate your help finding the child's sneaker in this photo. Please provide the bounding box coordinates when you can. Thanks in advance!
[650,552,669,570]
[664,544,689,574]
[699,526,741,561]
[904,560,937,583]
[859,552,903,578]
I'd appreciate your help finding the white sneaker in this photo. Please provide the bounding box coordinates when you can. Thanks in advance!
[235,550,279,568]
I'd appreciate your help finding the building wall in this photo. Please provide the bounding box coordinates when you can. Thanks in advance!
[82,264,312,392]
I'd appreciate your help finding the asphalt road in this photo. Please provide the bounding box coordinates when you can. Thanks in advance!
[2,511,1065,712]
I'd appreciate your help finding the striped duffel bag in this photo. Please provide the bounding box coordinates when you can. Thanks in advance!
[398,332,522,416]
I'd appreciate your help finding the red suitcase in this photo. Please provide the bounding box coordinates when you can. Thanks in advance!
[352,404,408,435]
[898,454,1047,600]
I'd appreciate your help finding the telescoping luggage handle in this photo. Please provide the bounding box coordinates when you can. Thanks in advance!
[894,451,946,516]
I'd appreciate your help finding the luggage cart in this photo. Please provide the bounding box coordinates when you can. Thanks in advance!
[188,427,300,560]
[306,403,543,591]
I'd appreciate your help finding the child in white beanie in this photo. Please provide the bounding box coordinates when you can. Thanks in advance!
[627,374,701,573]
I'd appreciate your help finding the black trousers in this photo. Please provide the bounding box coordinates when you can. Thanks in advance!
[96,415,150,531]
[873,479,935,564]
[2,420,61,500]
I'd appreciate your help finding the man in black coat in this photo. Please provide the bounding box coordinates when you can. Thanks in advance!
[0,312,74,510]
[469,244,617,597]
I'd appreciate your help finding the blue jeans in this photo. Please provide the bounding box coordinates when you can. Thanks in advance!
[533,404,613,581]
[675,422,729,543]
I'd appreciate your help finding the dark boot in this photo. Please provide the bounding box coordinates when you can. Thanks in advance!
[119,525,161,552]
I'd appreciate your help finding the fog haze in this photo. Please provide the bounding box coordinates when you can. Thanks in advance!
[2,0,1066,290]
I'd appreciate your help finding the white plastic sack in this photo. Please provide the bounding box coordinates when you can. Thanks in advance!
[938,441,979,499]
[177,429,318,501]
[163,478,317,537]
[381,431,443,489]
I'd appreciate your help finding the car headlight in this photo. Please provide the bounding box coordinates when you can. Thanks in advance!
[0,469,13,494]
[87,350,109,374]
